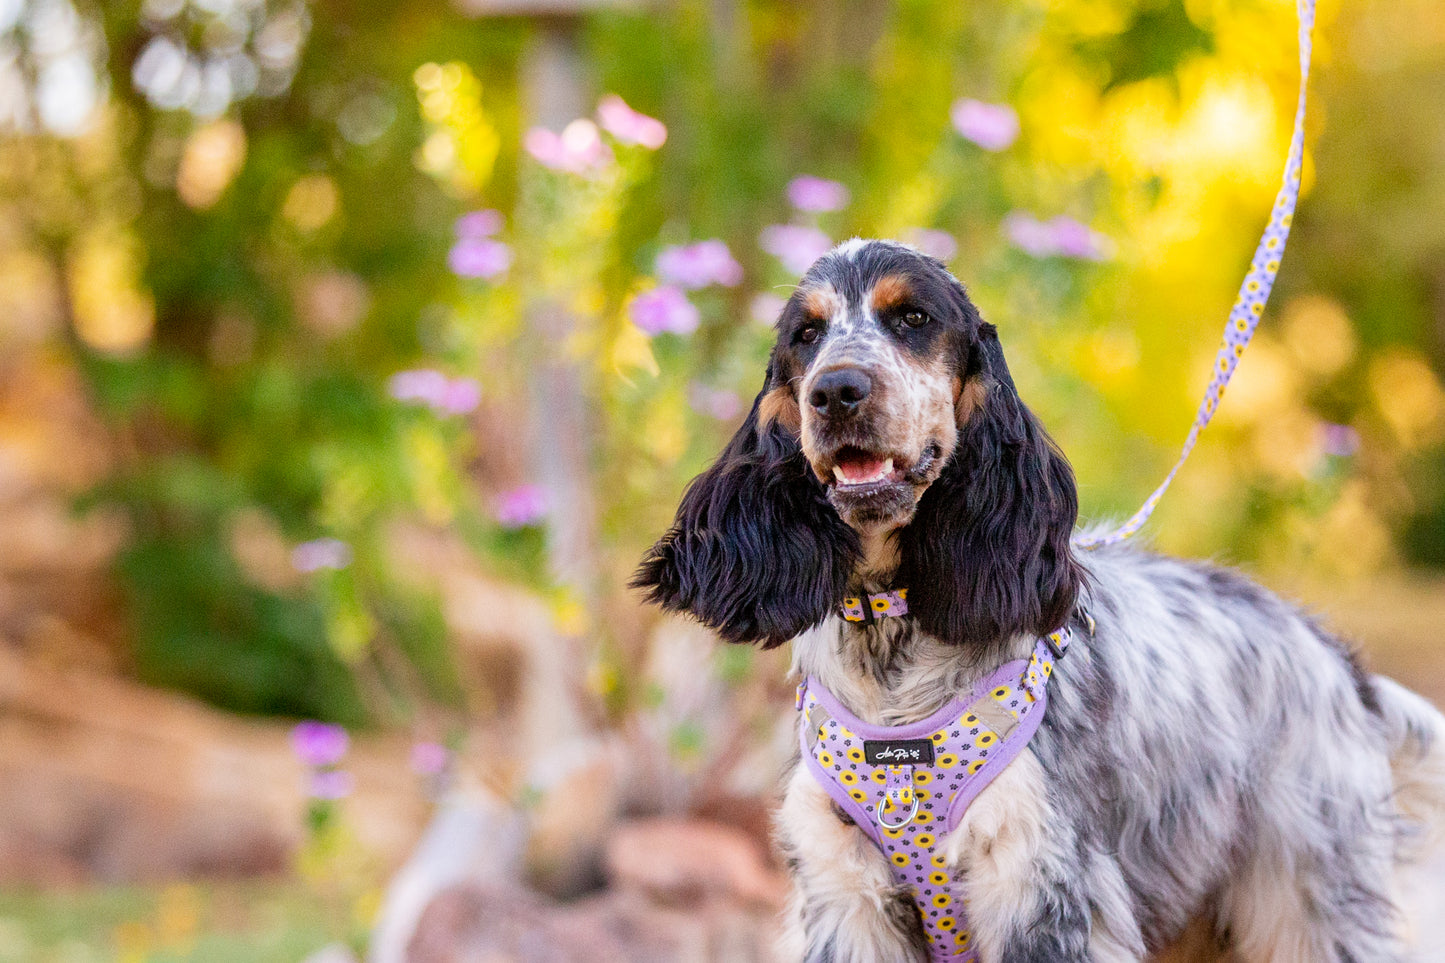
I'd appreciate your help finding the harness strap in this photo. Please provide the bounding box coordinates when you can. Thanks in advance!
[1076,0,1316,550]
[797,629,1070,961]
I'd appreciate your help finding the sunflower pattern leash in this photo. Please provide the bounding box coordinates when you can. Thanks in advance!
[1075,0,1316,550]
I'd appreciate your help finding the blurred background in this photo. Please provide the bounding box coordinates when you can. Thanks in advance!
[0,0,1442,959]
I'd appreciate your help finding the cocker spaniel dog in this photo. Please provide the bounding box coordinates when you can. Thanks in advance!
[635,239,1445,963]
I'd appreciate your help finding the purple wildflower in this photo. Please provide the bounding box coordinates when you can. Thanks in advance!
[750,293,787,327]
[786,176,850,213]
[410,741,450,776]
[1048,216,1111,261]
[389,369,482,416]
[438,378,482,415]
[759,224,832,276]
[629,285,700,336]
[1003,212,1112,261]
[524,119,613,175]
[903,228,958,262]
[596,95,667,149]
[688,383,744,422]
[448,237,512,279]
[291,538,353,574]
[495,484,549,528]
[309,769,355,800]
[1319,422,1361,457]
[1003,212,1057,257]
[655,239,743,289]
[455,209,503,238]
[389,368,448,407]
[951,99,1020,151]
[292,721,350,767]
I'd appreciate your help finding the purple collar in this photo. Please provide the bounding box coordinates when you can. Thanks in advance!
[841,588,909,624]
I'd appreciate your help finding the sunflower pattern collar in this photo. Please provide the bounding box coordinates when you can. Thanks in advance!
[796,626,1073,961]
[840,588,908,624]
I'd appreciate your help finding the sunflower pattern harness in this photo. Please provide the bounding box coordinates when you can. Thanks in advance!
[798,591,1075,962]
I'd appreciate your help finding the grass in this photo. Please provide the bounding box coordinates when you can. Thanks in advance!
[0,880,346,963]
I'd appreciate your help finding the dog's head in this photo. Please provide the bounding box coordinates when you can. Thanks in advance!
[634,239,1081,649]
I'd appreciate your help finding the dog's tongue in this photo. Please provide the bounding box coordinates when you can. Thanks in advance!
[835,452,889,485]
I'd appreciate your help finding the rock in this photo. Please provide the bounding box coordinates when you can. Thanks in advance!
[604,818,788,910]
[405,882,629,963]
[562,889,782,963]
[522,737,623,898]
[370,788,527,963]
[0,646,432,883]
[402,881,784,963]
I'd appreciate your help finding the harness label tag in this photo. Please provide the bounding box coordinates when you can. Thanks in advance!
[863,739,935,765]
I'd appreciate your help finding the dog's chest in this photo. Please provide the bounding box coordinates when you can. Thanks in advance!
[795,632,1063,961]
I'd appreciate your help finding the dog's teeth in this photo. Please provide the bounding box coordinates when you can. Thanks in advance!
[833,466,847,484]
[881,458,893,477]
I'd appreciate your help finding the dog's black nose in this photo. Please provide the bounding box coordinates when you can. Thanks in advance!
[809,368,873,418]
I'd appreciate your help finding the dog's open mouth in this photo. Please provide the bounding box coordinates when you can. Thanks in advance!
[819,443,942,527]
[830,447,906,491]
[823,443,941,488]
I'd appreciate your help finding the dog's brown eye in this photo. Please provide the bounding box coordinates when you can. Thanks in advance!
[798,323,821,344]
[903,310,930,328]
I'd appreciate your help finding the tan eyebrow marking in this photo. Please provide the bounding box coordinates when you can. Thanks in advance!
[759,384,802,432]
[869,274,914,314]
[803,284,842,320]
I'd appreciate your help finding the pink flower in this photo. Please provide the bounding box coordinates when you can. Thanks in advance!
[309,769,355,800]
[410,741,450,776]
[1003,212,1112,261]
[389,368,449,407]
[787,176,850,213]
[291,538,352,574]
[524,119,613,174]
[759,224,832,276]
[903,228,958,262]
[495,484,549,528]
[292,721,349,767]
[688,383,744,421]
[951,99,1020,151]
[596,95,667,149]
[1319,422,1360,457]
[629,285,700,336]
[655,239,743,289]
[1048,217,1111,260]
[388,369,481,416]
[448,237,512,279]
[438,377,481,415]
[455,209,503,238]
[750,293,787,326]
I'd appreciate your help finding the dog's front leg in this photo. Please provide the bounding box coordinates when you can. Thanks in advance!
[775,765,929,963]
[946,749,1137,963]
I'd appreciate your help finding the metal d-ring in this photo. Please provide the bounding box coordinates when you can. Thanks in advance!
[877,790,921,830]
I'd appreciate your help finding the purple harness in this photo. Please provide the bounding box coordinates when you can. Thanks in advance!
[798,590,1074,962]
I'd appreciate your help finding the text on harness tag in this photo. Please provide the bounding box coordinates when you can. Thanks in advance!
[863,739,935,765]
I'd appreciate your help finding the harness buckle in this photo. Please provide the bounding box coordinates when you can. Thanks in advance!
[877,787,921,830]
[878,765,920,830]
[1045,627,1070,660]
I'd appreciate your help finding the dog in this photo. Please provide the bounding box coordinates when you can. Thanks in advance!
[634,239,1445,962]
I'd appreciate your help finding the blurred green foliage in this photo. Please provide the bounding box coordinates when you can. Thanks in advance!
[0,0,1442,726]
[0,881,340,962]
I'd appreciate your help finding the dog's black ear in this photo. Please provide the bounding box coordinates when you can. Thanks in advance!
[896,322,1082,647]
[632,364,859,647]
